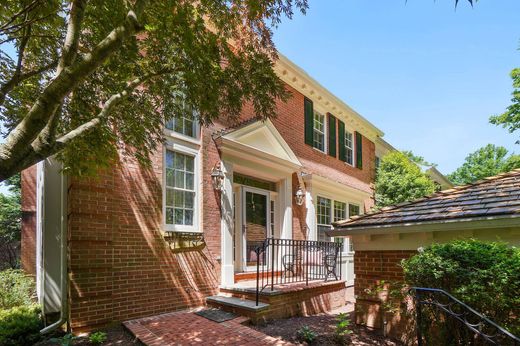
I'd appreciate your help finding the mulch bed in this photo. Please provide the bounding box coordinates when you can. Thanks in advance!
[252,312,402,346]
[35,324,144,346]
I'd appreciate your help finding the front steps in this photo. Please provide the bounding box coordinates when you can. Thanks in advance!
[207,280,347,324]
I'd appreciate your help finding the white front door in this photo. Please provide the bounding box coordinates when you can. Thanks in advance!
[241,187,271,271]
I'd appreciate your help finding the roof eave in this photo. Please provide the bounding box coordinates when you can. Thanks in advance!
[328,214,520,237]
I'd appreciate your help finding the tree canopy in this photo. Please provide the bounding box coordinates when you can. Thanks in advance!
[490,67,520,142]
[375,151,436,208]
[447,144,520,185]
[0,174,21,269]
[0,0,308,181]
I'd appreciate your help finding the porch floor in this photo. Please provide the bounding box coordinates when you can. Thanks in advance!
[222,278,345,295]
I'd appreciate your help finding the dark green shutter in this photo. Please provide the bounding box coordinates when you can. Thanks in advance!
[355,131,363,169]
[338,120,346,162]
[327,113,336,157]
[304,97,313,146]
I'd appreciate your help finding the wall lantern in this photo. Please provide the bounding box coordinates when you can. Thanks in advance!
[295,188,305,206]
[211,164,225,191]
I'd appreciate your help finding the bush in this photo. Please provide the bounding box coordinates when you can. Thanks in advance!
[402,240,520,336]
[0,305,42,346]
[0,269,35,310]
[297,325,317,344]
[89,331,107,344]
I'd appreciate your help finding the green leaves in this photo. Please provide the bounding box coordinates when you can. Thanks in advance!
[490,68,520,143]
[375,151,436,208]
[402,240,520,336]
[447,144,520,185]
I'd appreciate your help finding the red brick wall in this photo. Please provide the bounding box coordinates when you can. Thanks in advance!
[353,250,416,332]
[21,165,37,276]
[64,81,378,330]
[68,148,220,331]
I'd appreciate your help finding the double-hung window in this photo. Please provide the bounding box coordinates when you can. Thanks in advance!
[313,111,326,152]
[164,148,198,231]
[165,100,198,139]
[316,197,331,242]
[345,131,354,165]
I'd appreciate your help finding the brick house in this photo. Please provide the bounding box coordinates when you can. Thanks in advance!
[329,169,520,340]
[21,53,394,331]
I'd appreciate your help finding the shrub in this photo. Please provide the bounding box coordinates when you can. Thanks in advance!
[89,331,107,344]
[0,269,35,310]
[402,240,520,336]
[297,325,317,344]
[0,305,42,346]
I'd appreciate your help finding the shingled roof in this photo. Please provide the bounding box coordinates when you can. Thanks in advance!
[332,169,520,230]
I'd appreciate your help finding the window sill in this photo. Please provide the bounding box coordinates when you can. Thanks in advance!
[163,129,201,146]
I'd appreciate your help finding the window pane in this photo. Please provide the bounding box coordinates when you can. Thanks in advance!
[313,111,325,151]
[166,189,174,206]
[174,153,184,169]
[349,204,360,217]
[166,208,174,224]
[185,156,194,172]
[334,201,347,221]
[185,191,194,208]
[184,210,193,225]
[317,225,331,242]
[175,208,184,224]
[166,151,174,168]
[317,197,331,225]
[185,173,194,190]
[174,190,183,207]
[345,131,353,165]
[166,169,174,187]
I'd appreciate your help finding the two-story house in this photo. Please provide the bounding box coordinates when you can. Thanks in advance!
[21,53,386,332]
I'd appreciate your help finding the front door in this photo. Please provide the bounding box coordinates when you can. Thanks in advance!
[242,187,271,270]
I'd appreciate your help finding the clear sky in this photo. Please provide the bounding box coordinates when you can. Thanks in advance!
[272,0,520,175]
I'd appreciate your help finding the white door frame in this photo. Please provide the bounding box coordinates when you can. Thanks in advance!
[240,186,271,272]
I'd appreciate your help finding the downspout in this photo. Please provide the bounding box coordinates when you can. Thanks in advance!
[40,172,68,334]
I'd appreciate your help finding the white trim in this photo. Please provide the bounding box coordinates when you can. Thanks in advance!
[312,110,327,153]
[162,141,201,233]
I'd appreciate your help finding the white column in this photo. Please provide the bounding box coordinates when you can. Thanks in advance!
[305,181,316,241]
[279,175,293,240]
[220,160,234,287]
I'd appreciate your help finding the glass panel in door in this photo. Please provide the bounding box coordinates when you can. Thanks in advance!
[244,190,269,267]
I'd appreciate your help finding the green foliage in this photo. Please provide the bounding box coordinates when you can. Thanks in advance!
[50,333,79,346]
[0,0,308,180]
[0,305,42,346]
[297,325,317,344]
[447,144,520,185]
[375,151,436,207]
[490,68,520,143]
[0,269,35,310]
[402,240,520,335]
[0,173,21,269]
[334,313,352,340]
[89,331,107,344]
[402,150,436,167]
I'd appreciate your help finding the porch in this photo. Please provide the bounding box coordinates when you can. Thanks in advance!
[209,237,348,324]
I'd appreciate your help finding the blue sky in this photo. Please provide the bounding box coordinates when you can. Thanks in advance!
[272,0,520,174]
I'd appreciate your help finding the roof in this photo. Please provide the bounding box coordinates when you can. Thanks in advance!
[333,169,520,230]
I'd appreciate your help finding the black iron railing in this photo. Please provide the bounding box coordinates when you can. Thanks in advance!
[411,287,520,346]
[254,238,342,305]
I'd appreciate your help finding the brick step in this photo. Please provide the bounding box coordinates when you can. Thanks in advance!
[206,295,269,312]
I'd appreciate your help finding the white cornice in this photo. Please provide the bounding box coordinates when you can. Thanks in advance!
[274,53,384,142]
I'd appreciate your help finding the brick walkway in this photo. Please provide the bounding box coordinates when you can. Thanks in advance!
[123,309,293,346]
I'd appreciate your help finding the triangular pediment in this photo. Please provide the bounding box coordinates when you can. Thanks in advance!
[221,119,301,167]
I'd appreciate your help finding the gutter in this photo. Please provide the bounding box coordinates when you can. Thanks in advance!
[328,214,520,237]
[40,172,68,334]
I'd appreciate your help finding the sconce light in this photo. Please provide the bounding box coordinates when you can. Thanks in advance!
[211,164,225,191]
[295,187,305,206]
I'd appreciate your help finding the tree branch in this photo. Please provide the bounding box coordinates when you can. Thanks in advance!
[0,0,149,176]
[58,0,87,73]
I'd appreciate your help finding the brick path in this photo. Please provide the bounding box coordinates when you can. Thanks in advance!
[123,309,293,346]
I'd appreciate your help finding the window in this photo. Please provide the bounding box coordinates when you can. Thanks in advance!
[270,200,275,236]
[349,204,360,218]
[165,149,197,230]
[165,101,198,138]
[333,201,347,222]
[345,131,354,165]
[316,196,331,241]
[313,111,326,152]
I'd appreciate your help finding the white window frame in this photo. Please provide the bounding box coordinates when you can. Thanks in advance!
[344,130,354,166]
[313,110,327,153]
[163,141,200,233]
[316,196,332,242]
[164,101,201,144]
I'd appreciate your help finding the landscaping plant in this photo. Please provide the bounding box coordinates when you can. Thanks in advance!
[0,269,35,309]
[89,331,107,344]
[0,304,42,346]
[297,325,317,344]
[50,333,79,346]
[402,240,520,341]
[334,312,352,344]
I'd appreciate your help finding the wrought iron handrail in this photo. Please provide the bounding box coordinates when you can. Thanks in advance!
[410,287,520,346]
[254,238,342,306]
